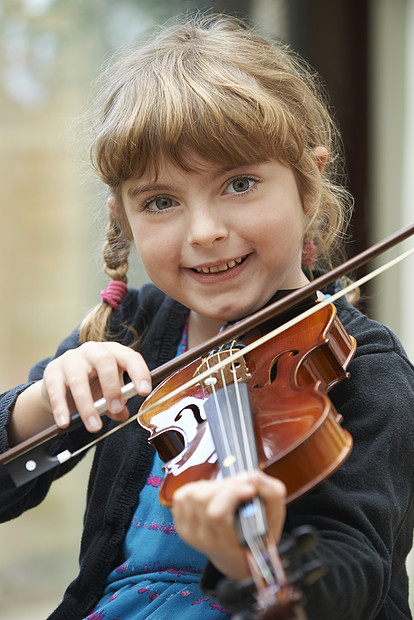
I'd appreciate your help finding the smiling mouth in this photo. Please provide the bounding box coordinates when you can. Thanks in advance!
[192,255,248,274]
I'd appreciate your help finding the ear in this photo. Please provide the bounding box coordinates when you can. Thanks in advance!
[312,146,328,172]
[302,147,328,216]
[107,194,125,220]
[107,195,117,212]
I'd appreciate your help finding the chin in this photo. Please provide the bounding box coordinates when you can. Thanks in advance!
[210,306,255,324]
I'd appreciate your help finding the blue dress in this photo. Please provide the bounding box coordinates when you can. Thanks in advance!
[84,321,231,619]
[84,455,230,619]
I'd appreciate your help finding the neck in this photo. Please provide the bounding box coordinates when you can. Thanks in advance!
[187,284,312,349]
[187,312,225,349]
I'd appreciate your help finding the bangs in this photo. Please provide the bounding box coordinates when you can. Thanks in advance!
[84,13,351,309]
[90,44,306,187]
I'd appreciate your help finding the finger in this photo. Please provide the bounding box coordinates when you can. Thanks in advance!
[92,342,152,419]
[106,342,152,398]
[205,476,255,521]
[249,471,287,541]
[42,365,73,429]
[172,476,256,548]
[251,471,287,503]
[171,478,258,580]
[83,344,130,419]
[64,342,151,430]
[59,349,104,432]
[174,473,286,545]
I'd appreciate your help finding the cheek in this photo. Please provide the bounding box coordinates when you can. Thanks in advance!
[252,208,304,250]
[132,232,157,269]
[131,225,177,280]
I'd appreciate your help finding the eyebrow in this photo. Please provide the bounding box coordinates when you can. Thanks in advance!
[126,183,174,199]
[126,160,269,199]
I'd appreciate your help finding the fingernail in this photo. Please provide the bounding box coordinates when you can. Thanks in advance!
[139,380,151,394]
[87,416,101,432]
[56,414,67,428]
[110,399,123,414]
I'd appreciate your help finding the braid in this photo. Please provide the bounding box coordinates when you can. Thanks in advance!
[80,206,132,344]
[103,209,130,283]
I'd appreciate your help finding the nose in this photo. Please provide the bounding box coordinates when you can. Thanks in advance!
[186,203,228,247]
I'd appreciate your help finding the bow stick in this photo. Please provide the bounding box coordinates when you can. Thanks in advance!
[1,222,413,486]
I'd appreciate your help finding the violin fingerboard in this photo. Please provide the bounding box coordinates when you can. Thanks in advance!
[204,382,267,544]
[204,382,259,475]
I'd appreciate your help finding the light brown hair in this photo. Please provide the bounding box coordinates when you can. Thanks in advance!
[81,13,353,344]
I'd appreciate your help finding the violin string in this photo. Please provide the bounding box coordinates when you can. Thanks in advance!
[215,343,273,584]
[225,345,266,536]
[216,350,245,472]
[208,343,260,480]
[67,246,414,460]
[247,536,278,587]
[204,351,271,578]
[229,343,255,474]
[204,354,235,466]
[203,350,275,586]
[204,349,253,482]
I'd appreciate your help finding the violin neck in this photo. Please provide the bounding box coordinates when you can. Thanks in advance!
[204,380,280,585]
[204,380,307,619]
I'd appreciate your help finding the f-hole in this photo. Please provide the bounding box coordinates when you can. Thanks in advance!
[150,403,205,463]
[253,349,299,388]
[174,404,204,425]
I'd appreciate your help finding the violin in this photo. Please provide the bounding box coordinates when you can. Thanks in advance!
[138,301,355,507]
[0,223,413,620]
[138,299,355,619]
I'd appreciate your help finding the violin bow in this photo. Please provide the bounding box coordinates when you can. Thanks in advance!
[1,222,413,486]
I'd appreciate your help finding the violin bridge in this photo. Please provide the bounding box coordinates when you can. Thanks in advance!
[194,347,251,394]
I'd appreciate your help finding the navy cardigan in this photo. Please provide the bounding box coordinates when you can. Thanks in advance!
[1,282,413,619]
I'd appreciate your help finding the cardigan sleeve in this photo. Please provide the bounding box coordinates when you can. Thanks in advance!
[0,328,95,522]
[0,284,172,525]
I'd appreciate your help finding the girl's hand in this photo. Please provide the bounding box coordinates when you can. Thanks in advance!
[41,341,152,433]
[171,471,286,581]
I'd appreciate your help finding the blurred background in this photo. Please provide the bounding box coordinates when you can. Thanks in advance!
[0,0,413,617]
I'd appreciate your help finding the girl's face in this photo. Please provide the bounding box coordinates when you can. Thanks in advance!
[121,156,309,336]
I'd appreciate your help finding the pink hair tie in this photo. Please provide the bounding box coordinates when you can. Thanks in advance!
[100,280,128,312]
[301,240,317,267]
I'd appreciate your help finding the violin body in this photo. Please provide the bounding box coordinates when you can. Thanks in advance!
[138,302,356,507]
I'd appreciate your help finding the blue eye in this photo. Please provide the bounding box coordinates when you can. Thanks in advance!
[145,196,176,211]
[226,177,256,194]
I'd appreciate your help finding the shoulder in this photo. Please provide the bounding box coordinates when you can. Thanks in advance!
[323,279,413,428]
[115,282,166,318]
[330,294,414,428]
[332,289,411,366]
[113,283,184,327]
[111,283,189,368]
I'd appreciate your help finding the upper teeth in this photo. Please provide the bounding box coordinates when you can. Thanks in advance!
[194,256,245,274]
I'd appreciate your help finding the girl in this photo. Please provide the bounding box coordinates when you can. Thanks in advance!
[1,13,414,620]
